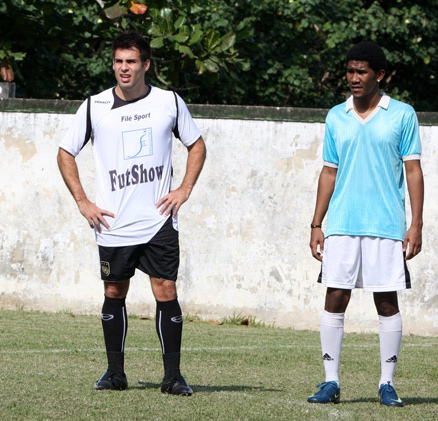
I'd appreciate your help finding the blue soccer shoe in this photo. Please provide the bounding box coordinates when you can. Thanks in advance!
[308,381,340,404]
[379,382,404,407]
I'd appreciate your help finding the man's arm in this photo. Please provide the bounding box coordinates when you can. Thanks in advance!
[309,166,337,261]
[404,159,424,260]
[156,137,207,217]
[57,148,114,233]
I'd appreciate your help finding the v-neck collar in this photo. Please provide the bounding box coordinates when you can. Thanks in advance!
[345,94,390,125]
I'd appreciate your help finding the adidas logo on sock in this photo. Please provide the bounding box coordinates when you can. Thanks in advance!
[322,353,334,361]
[386,355,398,363]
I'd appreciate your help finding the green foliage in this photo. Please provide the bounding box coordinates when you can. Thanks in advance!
[0,0,117,98]
[0,0,437,110]
[213,0,438,110]
[0,0,249,101]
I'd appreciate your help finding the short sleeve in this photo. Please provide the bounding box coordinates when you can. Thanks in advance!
[400,106,421,158]
[174,93,202,147]
[58,99,89,157]
[322,112,339,166]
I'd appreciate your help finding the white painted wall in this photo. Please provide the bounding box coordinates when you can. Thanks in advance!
[1,111,437,335]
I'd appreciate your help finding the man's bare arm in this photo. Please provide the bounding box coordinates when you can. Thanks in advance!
[309,166,337,261]
[156,137,207,216]
[57,148,114,232]
[404,159,424,260]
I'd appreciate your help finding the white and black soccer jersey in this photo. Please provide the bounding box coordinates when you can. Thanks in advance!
[59,86,201,246]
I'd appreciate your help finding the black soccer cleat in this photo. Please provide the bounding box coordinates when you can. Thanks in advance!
[161,374,193,396]
[95,370,128,390]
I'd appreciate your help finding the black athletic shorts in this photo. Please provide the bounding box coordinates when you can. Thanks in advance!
[98,217,179,282]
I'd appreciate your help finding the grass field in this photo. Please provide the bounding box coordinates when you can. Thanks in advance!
[0,309,437,420]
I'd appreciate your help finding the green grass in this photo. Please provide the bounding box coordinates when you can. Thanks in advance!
[0,310,437,420]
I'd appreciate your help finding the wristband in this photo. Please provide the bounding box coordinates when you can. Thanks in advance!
[310,224,322,228]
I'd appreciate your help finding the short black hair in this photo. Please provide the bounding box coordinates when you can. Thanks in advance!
[112,32,152,63]
[346,41,387,73]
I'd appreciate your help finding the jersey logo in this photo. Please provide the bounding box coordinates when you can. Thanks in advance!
[122,128,153,159]
[101,261,110,276]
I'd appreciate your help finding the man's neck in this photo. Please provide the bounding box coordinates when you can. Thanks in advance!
[353,91,382,118]
[115,84,149,102]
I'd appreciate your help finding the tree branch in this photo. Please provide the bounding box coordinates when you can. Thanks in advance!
[151,58,198,91]
[153,54,188,64]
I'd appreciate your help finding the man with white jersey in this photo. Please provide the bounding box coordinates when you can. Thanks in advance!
[58,32,206,395]
[307,41,423,406]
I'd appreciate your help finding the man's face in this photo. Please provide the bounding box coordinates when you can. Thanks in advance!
[113,47,150,93]
[346,60,384,100]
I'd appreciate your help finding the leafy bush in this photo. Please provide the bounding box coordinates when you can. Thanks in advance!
[0,0,437,110]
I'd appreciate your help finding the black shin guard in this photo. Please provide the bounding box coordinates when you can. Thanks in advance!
[101,296,128,374]
[156,299,183,379]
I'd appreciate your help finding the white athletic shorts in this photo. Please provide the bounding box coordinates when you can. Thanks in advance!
[319,235,411,292]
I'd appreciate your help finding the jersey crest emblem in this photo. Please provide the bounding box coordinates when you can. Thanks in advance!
[122,128,153,159]
[101,261,110,276]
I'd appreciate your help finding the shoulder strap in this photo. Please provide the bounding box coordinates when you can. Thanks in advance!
[80,96,92,150]
[172,91,180,139]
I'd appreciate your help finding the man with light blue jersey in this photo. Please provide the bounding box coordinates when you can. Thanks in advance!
[308,41,424,407]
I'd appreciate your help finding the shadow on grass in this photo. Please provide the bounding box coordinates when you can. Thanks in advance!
[404,397,438,405]
[341,397,379,404]
[136,381,282,393]
[341,396,438,405]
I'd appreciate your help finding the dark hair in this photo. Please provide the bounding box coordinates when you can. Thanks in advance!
[346,41,387,73]
[112,32,152,63]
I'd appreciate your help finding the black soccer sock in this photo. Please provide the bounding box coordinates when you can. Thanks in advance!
[155,298,183,380]
[162,352,181,381]
[101,296,128,374]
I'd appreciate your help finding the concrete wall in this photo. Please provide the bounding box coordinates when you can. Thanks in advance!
[0,103,437,335]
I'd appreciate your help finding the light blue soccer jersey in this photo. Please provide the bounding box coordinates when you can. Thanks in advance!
[323,95,421,241]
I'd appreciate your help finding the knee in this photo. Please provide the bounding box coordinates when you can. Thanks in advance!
[152,279,177,301]
[325,301,348,313]
[374,292,399,316]
[376,302,399,317]
[104,281,130,299]
[324,288,350,313]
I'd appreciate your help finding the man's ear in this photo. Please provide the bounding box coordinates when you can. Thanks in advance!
[376,69,385,83]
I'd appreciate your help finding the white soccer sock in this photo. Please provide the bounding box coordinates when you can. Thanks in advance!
[320,310,345,385]
[379,312,402,387]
